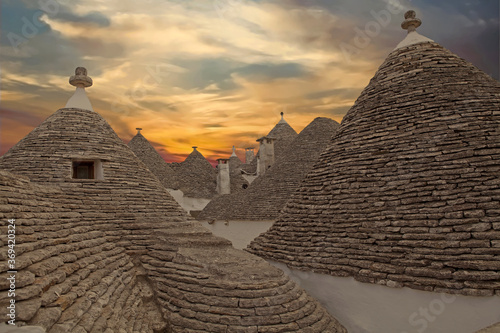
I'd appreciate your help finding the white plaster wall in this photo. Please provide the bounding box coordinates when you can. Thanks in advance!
[269,260,500,333]
[199,220,274,249]
[166,189,211,214]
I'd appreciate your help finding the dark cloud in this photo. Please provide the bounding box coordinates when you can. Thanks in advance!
[166,57,241,91]
[234,62,308,82]
[0,77,70,110]
[203,123,225,128]
[305,88,362,100]
[326,105,351,117]
[132,100,179,113]
[0,107,45,127]
[1,0,113,77]
[52,9,110,27]
[13,0,111,26]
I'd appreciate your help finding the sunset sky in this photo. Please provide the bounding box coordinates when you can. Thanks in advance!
[1,0,498,164]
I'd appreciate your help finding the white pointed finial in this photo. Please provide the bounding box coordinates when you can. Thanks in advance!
[65,67,94,111]
[395,10,433,50]
[401,10,421,33]
[231,145,237,157]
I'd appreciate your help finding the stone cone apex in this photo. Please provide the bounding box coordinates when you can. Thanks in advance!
[184,146,210,167]
[248,12,500,296]
[266,112,297,162]
[395,10,433,50]
[0,80,346,331]
[175,146,217,198]
[278,111,288,124]
[229,147,242,168]
[65,66,94,111]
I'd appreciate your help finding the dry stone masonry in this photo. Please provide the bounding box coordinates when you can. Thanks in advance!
[170,147,217,199]
[128,128,180,190]
[248,12,500,297]
[0,68,346,332]
[199,117,339,221]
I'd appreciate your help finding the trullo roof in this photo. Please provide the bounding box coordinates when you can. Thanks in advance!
[248,11,500,296]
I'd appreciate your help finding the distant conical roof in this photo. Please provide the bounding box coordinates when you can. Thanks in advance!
[248,12,500,296]
[266,112,297,160]
[199,117,339,221]
[174,146,216,198]
[128,128,179,189]
[228,147,242,170]
[0,68,345,332]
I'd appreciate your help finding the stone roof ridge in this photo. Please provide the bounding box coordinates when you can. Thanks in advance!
[395,10,434,50]
[65,66,94,111]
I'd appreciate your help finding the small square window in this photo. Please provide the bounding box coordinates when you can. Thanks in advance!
[72,161,95,179]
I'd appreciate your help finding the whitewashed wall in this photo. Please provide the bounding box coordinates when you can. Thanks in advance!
[199,220,274,249]
[269,260,500,333]
[166,189,211,214]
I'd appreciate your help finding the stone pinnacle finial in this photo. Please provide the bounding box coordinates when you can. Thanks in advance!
[65,67,94,111]
[280,112,284,119]
[69,67,93,88]
[192,146,198,150]
[136,128,142,134]
[401,10,421,33]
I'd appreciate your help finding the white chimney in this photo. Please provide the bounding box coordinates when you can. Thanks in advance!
[256,136,275,177]
[216,159,230,194]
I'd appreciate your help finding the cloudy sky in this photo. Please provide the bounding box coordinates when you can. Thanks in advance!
[1,0,498,164]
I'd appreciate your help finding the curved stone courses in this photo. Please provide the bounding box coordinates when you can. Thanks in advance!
[127,132,179,190]
[0,105,346,331]
[248,42,500,296]
[174,148,217,198]
[0,171,165,332]
[142,248,344,333]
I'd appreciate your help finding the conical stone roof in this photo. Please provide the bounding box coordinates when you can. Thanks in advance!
[0,68,345,332]
[266,113,298,161]
[174,147,217,198]
[128,129,179,190]
[248,12,500,296]
[0,170,166,332]
[199,117,339,221]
